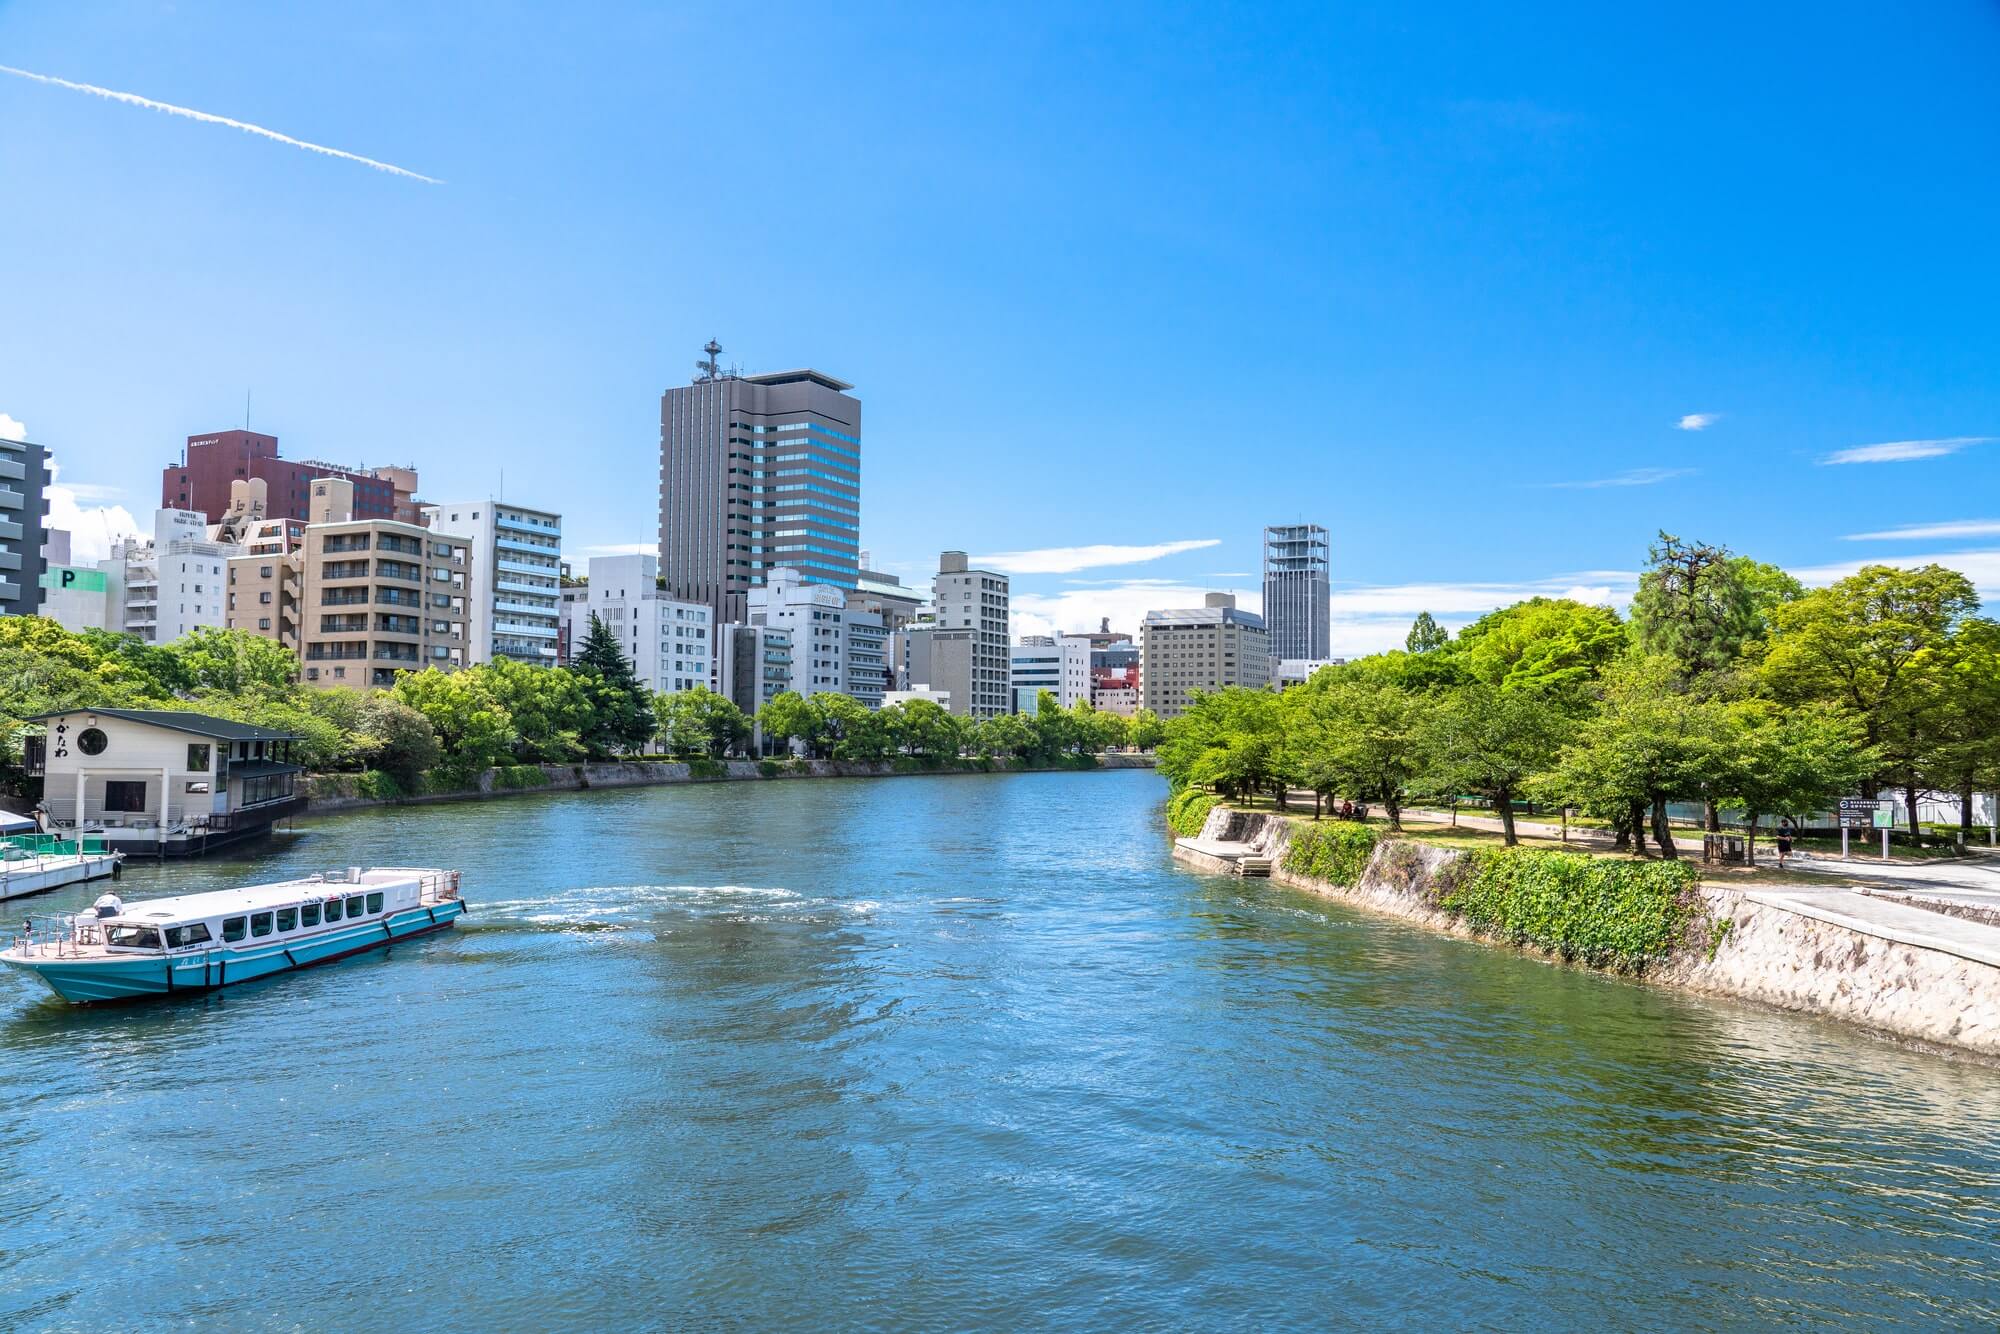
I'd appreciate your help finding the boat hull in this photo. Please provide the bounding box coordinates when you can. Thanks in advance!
[2,900,467,1003]
[0,854,122,903]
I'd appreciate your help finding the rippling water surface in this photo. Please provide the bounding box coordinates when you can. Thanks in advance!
[3,770,1998,1329]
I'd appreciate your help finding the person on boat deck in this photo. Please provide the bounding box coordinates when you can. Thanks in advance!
[92,892,122,919]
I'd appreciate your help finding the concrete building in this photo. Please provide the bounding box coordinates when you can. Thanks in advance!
[162,430,420,525]
[720,623,794,720]
[101,508,238,644]
[1092,681,1140,716]
[568,554,715,694]
[1139,593,1273,718]
[422,500,562,666]
[287,478,471,688]
[850,559,924,634]
[1263,523,1330,661]
[1010,634,1091,713]
[931,551,1010,718]
[37,529,107,632]
[885,686,951,710]
[658,347,862,625]
[846,609,889,709]
[1277,658,1347,689]
[226,551,301,646]
[1,434,49,619]
[749,565,854,696]
[25,707,306,856]
[1090,638,1141,715]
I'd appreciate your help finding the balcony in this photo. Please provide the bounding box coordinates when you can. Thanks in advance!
[496,534,558,556]
[495,598,557,617]
[493,620,558,639]
[496,513,558,536]
[0,457,22,482]
[496,555,558,577]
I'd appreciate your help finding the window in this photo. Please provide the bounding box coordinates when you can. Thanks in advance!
[107,926,162,949]
[104,780,148,813]
[187,743,211,772]
[185,781,210,795]
[366,892,383,914]
[346,896,366,918]
[276,907,297,932]
[222,916,247,942]
[77,727,109,756]
[250,912,273,938]
[301,902,321,928]
[324,898,343,922]
[164,923,212,949]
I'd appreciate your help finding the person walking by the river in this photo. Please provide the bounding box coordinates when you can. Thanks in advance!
[1776,820,1795,870]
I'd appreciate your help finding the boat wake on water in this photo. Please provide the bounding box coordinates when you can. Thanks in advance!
[465,883,876,932]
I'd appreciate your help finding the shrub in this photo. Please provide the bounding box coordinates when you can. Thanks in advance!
[758,759,783,778]
[1435,848,1703,970]
[353,770,403,800]
[1283,823,1380,886]
[494,764,550,790]
[1166,788,1220,837]
[686,757,726,780]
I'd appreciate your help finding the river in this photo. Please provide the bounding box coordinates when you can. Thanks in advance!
[3,769,1997,1329]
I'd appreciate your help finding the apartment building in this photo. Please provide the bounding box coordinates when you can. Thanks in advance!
[931,551,1010,718]
[162,429,420,524]
[569,554,715,694]
[289,478,470,688]
[659,348,862,625]
[720,623,795,727]
[1139,593,1273,719]
[0,434,48,618]
[422,500,563,666]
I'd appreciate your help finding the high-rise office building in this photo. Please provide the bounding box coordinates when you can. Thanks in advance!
[0,434,49,618]
[658,345,861,626]
[422,500,563,666]
[1263,523,1330,661]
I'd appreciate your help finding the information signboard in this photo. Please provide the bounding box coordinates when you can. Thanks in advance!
[1838,797,1885,829]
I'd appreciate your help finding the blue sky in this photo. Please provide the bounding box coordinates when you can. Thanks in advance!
[4,1,1998,652]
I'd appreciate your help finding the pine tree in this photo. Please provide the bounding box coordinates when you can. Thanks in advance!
[574,613,656,755]
[1405,611,1448,654]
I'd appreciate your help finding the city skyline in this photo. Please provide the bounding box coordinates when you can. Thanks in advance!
[4,4,1998,653]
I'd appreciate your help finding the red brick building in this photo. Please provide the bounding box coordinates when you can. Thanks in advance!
[162,431,414,525]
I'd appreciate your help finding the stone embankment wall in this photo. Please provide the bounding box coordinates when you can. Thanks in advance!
[1183,808,2000,1060]
[307,752,1156,814]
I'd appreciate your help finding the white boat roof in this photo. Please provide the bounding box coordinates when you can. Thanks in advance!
[105,868,440,925]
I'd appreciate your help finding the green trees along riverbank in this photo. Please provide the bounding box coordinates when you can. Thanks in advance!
[1159,535,2000,858]
[0,612,1169,798]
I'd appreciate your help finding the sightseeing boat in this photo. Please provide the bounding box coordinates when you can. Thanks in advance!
[0,867,466,1003]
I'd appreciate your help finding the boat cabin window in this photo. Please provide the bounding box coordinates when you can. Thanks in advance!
[222,916,247,943]
[106,926,162,950]
[164,923,213,949]
[276,908,297,932]
[301,902,321,928]
[324,898,343,922]
[346,896,366,918]
[366,892,384,914]
[250,912,273,938]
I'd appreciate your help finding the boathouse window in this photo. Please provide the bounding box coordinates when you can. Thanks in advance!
[346,896,366,918]
[164,923,212,948]
[104,781,148,813]
[276,908,297,932]
[324,898,343,922]
[222,916,247,942]
[106,926,161,950]
[366,892,384,914]
[301,903,321,928]
[250,913,273,938]
[187,744,210,772]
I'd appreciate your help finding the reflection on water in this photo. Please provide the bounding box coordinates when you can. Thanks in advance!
[1,771,1996,1329]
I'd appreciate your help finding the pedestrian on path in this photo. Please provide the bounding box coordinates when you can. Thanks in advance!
[1776,819,1795,870]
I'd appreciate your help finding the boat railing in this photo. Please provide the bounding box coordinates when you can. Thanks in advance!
[0,834,113,858]
[418,870,463,905]
[5,913,96,960]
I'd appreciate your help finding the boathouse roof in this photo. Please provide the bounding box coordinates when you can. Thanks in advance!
[26,708,303,743]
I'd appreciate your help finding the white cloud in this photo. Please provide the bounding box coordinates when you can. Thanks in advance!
[1819,437,1991,465]
[1842,520,2000,543]
[0,64,442,184]
[44,461,142,564]
[971,538,1221,575]
[1676,413,1719,431]
[1789,549,2000,600]
[1546,467,1694,490]
[0,413,26,442]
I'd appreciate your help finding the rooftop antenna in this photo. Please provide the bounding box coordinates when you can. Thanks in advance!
[695,338,722,383]
[244,388,252,430]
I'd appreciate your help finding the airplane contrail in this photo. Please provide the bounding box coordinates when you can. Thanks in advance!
[0,63,442,184]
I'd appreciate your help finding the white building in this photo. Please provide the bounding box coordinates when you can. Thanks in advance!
[932,551,1010,718]
[1277,658,1347,689]
[846,609,888,708]
[885,686,951,710]
[569,554,714,694]
[100,508,239,644]
[719,623,794,717]
[1009,634,1091,713]
[421,500,563,666]
[750,565,851,696]
[38,529,108,632]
